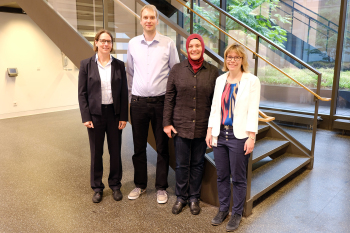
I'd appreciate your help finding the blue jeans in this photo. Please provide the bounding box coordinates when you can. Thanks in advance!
[213,128,250,215]
[174,136,207,203]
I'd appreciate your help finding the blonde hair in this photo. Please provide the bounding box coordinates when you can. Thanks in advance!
[222,43,249,72]
[93,29,114,53]
[140,5,159,20]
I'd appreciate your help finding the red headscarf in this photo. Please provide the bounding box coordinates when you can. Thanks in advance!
[186,34,205,74]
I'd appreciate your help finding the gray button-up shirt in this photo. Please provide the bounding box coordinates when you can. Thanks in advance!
[126,32,180,101]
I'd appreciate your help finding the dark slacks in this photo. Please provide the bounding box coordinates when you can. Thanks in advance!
[174,136,207,203]
[88,104,123,192]
[130,95,169,190]
[213,128,250,215]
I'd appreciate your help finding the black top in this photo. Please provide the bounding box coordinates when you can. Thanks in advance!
[78,55,128,123]
[163,59,219,139]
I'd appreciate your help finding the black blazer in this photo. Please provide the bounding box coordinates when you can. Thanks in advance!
[78,55,128,123]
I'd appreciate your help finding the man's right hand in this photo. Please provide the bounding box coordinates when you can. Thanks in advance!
[164,125,177,138]
[84,121,94,128]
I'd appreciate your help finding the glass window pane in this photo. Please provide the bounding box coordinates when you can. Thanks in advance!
[337,1,350,116]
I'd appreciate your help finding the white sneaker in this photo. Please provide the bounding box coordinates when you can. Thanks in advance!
[157,190,168,204]
[128,187,146,200]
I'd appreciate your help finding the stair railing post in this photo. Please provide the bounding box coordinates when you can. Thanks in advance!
[190,0,194,34]
[244,152,253,217]
[306,17,311,63]
[326,21,330,56]
[254,35,259,76]
[290,2,294,35]
[103,0,108,30]
[309,72,322,170]
[177,9,184,60]
[218,0,227,58]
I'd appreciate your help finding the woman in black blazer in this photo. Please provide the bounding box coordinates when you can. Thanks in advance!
[78,30,128,203]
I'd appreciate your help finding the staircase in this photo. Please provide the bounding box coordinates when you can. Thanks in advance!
[202,120,311,216]
[15,0,327,217]
[70,0,319,217]
[75,0,138,60]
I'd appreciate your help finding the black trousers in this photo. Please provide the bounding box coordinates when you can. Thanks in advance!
[88,104,122,192]
[130,95,169,190]
[174,136,207,203]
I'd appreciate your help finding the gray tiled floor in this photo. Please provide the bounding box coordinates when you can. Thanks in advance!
[0,109,349,232]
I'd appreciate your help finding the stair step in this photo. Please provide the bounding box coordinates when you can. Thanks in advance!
[333,119,350,131]
[253,137,289,163]
[261,109,321,126]
[76,5,103,13]
[250,153,310,201]
[76,9,103,15]
[258,124,269,134]
[76,2,103,8]
[205,152,215,166]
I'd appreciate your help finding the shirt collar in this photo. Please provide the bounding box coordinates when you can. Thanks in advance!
[95,53,113,65]
[141,32,160,45]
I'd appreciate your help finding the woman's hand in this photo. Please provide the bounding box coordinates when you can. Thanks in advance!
[118,121,127,130]
[244,133,255,155]
[205,128,213,148]
[164,125,177,138]
[84,121,94,128]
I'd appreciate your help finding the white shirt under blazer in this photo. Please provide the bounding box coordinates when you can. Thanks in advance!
[208,71,261,146]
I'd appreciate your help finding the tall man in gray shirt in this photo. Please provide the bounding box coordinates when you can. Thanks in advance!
[126,5,179,204]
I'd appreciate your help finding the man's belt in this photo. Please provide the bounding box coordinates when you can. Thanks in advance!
[132,95,165,103]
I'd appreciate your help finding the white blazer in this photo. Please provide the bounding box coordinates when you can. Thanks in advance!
[208,72,261,146]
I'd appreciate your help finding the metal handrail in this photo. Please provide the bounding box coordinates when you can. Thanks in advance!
[202,0,320,74]
[276,4,336,35]
[180,47,275,123]
[258,111,275,122]
[179,0,331,102]
[285,0,337,28]
[116,0,224,66]
[277,1,350,44]
[116,0,140,19]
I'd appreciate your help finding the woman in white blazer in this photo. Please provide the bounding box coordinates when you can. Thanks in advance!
[205,43,260,231]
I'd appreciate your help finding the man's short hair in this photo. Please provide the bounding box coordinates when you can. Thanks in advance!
[140,5,159,20]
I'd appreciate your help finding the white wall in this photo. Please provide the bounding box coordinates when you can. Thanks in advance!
[0,12,79,119]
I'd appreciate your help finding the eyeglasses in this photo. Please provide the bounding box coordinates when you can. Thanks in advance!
[226,56,242,62]
[98,39,112,44]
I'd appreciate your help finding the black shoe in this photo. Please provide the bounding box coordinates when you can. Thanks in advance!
[211,210,229,226]
[226,213,242,232]
[113,189,123,201]
[92,192,103,203]
[172,201,185,215]
[189,201,200,215]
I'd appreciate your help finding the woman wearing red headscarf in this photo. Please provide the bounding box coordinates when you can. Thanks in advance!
[163,34,219,215]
